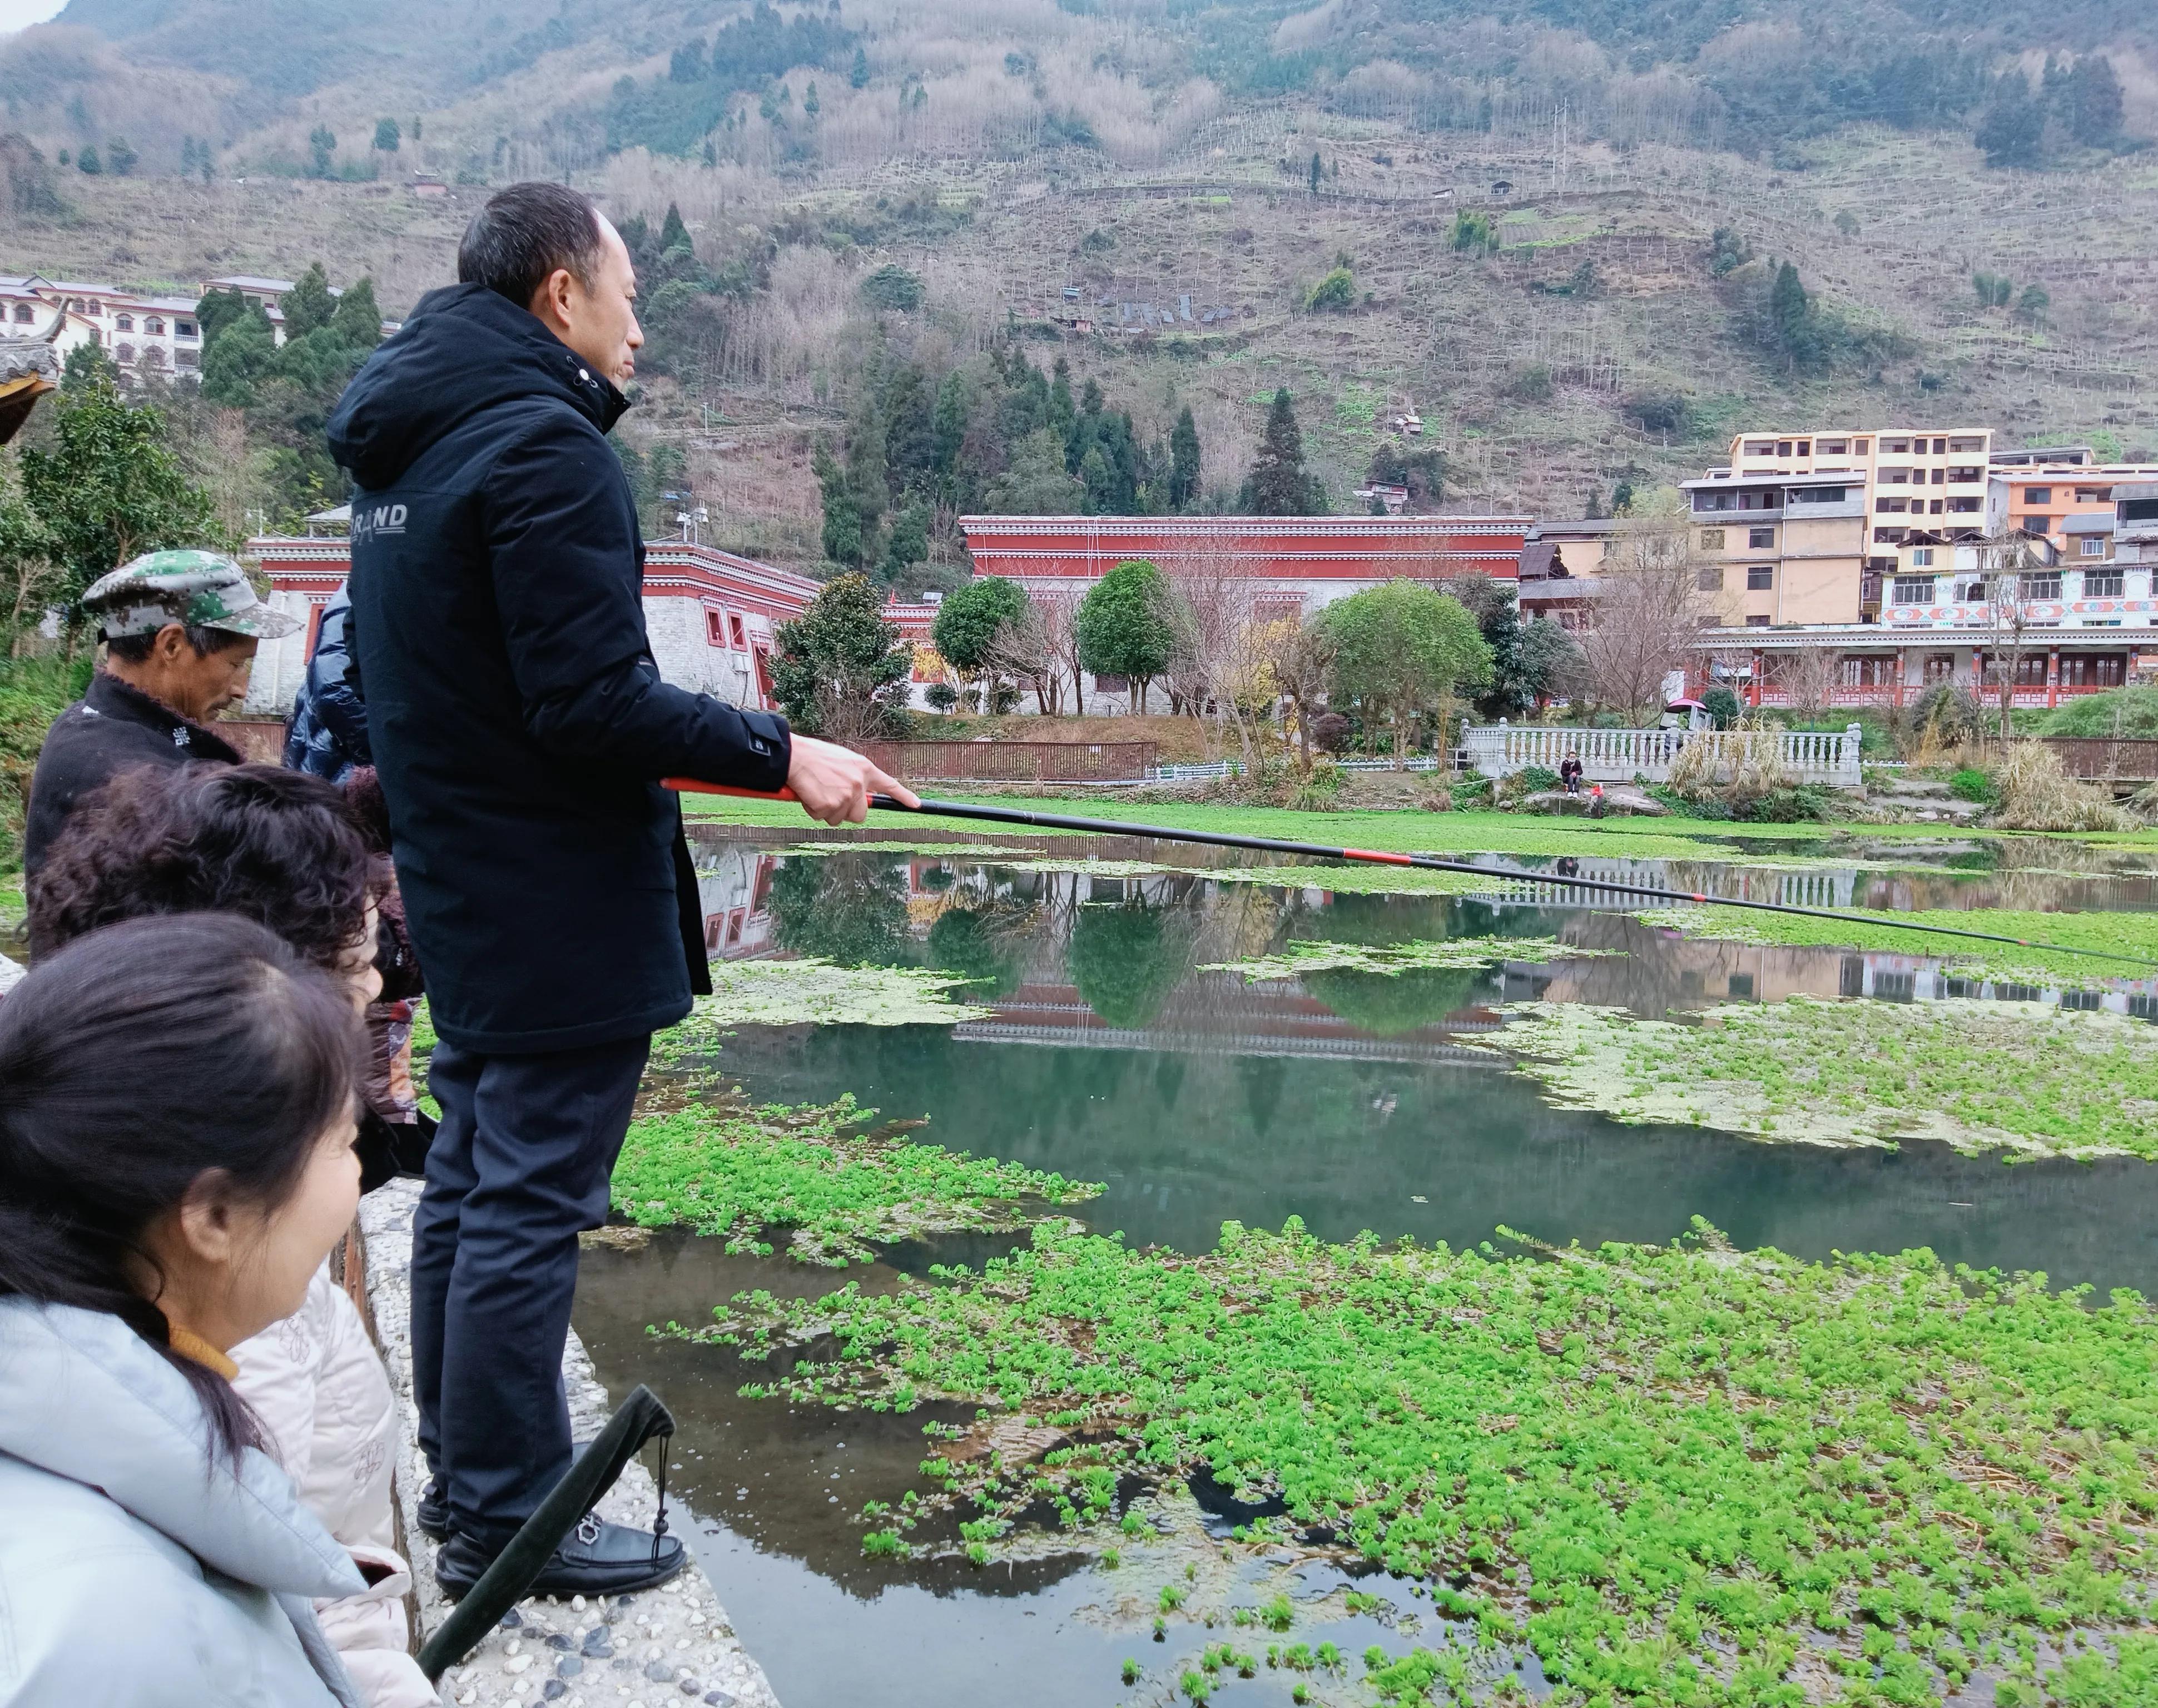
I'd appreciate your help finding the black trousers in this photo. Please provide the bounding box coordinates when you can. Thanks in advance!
[411,1032,649,1546]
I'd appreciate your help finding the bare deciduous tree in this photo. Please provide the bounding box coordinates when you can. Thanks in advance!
[1980,533,2049,741]
[1576,519,1708,721]
[1783,647,1843,720]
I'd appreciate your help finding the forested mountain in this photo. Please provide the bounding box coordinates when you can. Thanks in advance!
[0,0,2150,578]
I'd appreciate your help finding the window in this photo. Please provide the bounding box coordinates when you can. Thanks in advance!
[1818,439,1848,454]
[1881,437,1909,454]
[1691,491,1734,513]
[1748,526,1775,548]
[1946,496,1982,513]
[1842,655,1897,686]
[1876,496,1908,513]
[730,613,747,648]
[1932,438,1948,454]
[1910,547,1934,566]
[1699,528,1725,549]
[1728,972,1755,998]
[1744,614,1770,627]
[2024,487,2052,506]
[175,349,197,369]
[145,317,164,335]
[1853,438,1870,454]
[1747,564,1775,590]
[1923,653,1957,683]
[1947,466,1982,483]
[1881,467,1909,483]
[1795,440,1811,455]
[11,304,29,322]
[1874,527,1907,543]
[1777,440,1793,456]
[2080,537,2108,558]
[115,341,134,363]
[1892,576,1936,603]
[115,314,132,331]
[2062,654,2127,687]
[1956,578,1990,602]
[2023,516,2055,534]
[706,608,727,647]
[2085,570,2125,597]
[1742,440,1776,456]
[2075,487,2113,503]
[1948,436,1985,452]
[1981,653,2050,689]
[176,320,197,339]
[2022,573,2061,600]
[1925,499,1941,514]
[1788,485,1847,504]
[1929,468,1945,484]
[1696,564,1725,591]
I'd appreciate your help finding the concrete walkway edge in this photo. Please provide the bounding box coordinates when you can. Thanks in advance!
[358,1179,781,1708]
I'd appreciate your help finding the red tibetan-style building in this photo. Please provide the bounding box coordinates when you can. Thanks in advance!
[239,531,820,719]
[956,514,1531,602]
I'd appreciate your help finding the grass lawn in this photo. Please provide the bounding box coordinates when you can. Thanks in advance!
[683,794,2158,860]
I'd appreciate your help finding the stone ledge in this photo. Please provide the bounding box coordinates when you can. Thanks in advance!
[358,1180,781,1708]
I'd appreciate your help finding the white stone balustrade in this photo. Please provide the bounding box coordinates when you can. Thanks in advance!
[1461,722,1863,787]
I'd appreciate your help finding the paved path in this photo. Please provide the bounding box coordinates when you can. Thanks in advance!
[359,1181,781,1708]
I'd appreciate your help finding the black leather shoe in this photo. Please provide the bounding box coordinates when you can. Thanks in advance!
[418,1435,598,1541]
[434,1512,686,1598]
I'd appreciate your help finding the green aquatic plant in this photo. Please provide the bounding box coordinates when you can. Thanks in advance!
[695,1216,2158,1707]
[665,960,996,1034]
[1644,901,2158,984]
[1498,996,2158,1158]
[1202,935,1616,983]
[609,1098,1098,1263]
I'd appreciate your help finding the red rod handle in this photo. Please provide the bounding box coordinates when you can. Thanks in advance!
[665,778,797,801]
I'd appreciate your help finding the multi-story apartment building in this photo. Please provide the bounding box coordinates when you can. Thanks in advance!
[1724,427,1995,558]
[1985,466,2158,564]
[1681,470,1870,624]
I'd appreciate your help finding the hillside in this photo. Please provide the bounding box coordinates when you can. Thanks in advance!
[0,0,2152,578]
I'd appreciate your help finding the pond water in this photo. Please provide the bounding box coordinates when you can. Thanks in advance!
[570,828,2158,1708]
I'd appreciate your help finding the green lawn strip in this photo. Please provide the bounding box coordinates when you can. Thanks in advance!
[698,1218,2158,1706]
[689,792,2158,855]
[1644,903,2158,984]
[611,1098,1099,1265]
[1203,936,1621,982]
[1497,998,2158,1159]
[685,796,1820,858]
[0,870,23,934]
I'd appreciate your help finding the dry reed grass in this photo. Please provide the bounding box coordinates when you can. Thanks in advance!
[1988,742,2138,833]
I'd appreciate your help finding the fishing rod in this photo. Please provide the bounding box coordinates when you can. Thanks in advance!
[665,780,2158,970]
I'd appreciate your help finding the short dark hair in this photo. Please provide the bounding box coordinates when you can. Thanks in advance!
[104,622,243,663]
[0,913,361,1464]
[458,180,606,307]
[29,762,374,972]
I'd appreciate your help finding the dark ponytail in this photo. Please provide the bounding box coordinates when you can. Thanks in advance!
[0,913,362,1464]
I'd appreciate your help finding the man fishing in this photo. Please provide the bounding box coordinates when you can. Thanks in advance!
[327,180,915,1597]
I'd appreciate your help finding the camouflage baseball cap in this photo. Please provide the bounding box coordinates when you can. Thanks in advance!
[82,549,303,642]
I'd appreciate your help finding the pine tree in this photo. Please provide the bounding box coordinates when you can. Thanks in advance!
[106,136,137,176]
[329,276,384,347]
[1168,406,1200,510]
[1975,73,2043,168]
[2065,56,2124,147]
[282,263,335,339]
[813,438,863,567]
[1244,389,1316,516]
[373,117,401,152]
[1308,150,1322,195]
[307,123,336,178]
[850,46,870,88]
[1769,261,1808,341]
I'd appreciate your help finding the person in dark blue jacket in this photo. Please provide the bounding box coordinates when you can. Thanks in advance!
[325,181,913,1598]
[282,586,370,782]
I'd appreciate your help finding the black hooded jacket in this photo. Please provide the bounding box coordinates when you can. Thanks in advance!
[326,283,790,1054]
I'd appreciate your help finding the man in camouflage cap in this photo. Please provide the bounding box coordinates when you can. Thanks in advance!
[22,549,302,875]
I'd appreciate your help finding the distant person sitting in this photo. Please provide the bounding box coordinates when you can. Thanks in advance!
[21,550,300,876]
[1559,753,1584,795]
[0,915,370,1707]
